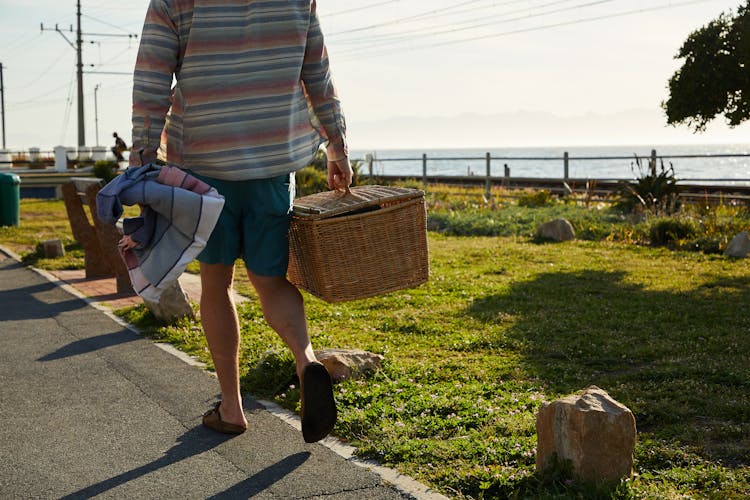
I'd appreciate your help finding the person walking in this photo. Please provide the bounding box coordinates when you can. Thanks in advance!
[130,0,352,443]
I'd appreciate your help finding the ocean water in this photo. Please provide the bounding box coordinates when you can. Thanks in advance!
[350,144,750,185]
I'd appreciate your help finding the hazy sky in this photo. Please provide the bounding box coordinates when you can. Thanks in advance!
[1,0,748,151]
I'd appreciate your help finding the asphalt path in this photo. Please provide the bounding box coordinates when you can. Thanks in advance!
[0,253,410,499]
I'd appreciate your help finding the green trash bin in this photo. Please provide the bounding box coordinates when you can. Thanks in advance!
[0,172,20,227]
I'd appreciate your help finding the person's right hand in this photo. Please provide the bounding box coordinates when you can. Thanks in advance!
[327,156,353,192]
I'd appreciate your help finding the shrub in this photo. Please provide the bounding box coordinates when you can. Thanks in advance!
[649,217,697,246]
[92,160,118,183]
[295,166,329,197]
[616,156,681,215]
[691,236,724,254]
[517,189,553,207]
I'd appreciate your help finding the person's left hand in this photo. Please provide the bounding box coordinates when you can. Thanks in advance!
[118,235,138,251]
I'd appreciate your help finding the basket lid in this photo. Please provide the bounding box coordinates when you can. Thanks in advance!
[293,185,424,219]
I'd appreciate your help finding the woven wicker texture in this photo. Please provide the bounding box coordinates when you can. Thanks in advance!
[288,185,429,303]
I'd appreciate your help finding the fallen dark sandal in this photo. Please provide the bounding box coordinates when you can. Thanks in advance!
[300,362,337,443]
[202,402,247,435]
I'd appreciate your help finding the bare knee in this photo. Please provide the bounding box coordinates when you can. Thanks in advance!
[247,272,304,322]
[247,272,295,296]
[200,262,235,303]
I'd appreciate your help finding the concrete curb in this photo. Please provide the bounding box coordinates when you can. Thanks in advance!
[257,399,449,500]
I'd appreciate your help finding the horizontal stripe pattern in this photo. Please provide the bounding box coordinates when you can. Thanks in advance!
[132,0,347,181]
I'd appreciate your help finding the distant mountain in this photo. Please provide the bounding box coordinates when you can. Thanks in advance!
[347,108,749,149]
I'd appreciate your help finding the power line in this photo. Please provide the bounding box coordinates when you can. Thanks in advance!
[334,0,619,56]
[0,32,44,60]
[334,0,716,60]
[9,81,74,106]
[82,13,135,34]
[328,0,511,36]
[8,98,72,110]
[325,0,404,18]
[89,44,137,70]
[431,0,720,46]
[15,46,71,89]
[59,69,76,145]
[332,0,586,47]
[9,77,133,111]
[85,1,148,18]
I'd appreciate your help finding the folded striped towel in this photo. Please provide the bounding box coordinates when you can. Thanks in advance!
[97,164,224,301]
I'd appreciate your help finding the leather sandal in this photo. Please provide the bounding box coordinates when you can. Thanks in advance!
[300,362,337,443]
[202,402,247,435]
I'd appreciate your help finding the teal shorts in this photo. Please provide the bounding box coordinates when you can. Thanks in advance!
[191,171,295,276]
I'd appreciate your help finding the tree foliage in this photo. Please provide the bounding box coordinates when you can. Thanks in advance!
[663,1,750,131]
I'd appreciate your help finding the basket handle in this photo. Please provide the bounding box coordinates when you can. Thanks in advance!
[334,185,352,196]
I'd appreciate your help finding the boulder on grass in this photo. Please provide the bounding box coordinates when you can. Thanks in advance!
[537,218,575,242]
[315,348,384,382]
[725,231,750,258]
[143,280,194,323]
[536,386,636,485]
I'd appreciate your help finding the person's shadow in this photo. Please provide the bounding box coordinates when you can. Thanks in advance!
[59,427,310,499]
[0,279,84,321]
[206,451,311,499]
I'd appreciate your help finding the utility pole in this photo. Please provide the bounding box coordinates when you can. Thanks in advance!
[41,2,136,147]
[94,83,100,146]
[75,0,84,147]
[0,62,6,149]
[41,9,85,146]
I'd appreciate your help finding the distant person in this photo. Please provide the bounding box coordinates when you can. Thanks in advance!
[112,132,127,161]
[130,0,351,442]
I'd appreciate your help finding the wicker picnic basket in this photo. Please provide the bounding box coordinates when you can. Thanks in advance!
[288,185,429,302]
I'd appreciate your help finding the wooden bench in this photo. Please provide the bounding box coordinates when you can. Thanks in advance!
[61,177,132,294]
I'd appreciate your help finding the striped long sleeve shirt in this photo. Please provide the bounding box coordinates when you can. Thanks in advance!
[131,0,347,181]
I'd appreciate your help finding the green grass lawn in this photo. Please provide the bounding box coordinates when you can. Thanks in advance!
[2,192,749,498]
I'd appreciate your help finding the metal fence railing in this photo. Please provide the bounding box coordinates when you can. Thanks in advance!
[358,150,750,185]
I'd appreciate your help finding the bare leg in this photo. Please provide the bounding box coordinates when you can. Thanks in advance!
[247,270,336,442]
[245,271,316,378]
[199,262,248,428]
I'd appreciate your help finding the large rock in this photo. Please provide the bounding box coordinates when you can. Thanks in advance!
[315,348,384,382]
[537,218,576,242]
[143,280,195,323]
[536,386,636,485]
[725,231,750,258]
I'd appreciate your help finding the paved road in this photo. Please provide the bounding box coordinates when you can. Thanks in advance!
[0,253,411,499]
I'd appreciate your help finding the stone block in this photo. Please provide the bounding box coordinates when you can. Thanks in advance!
[315,348,384,382]
[536,386,636,485]
[41,239,65,258]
